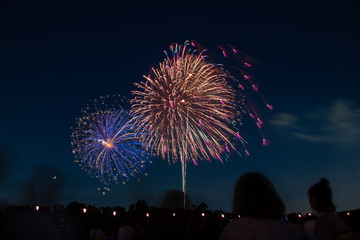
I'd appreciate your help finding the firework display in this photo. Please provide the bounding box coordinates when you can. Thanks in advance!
[70,40,272,200]
[131,41,244,165]
[71,96,151,185]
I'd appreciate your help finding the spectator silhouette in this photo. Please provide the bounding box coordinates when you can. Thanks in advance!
[305,178,359,240]
[220,172,306,240]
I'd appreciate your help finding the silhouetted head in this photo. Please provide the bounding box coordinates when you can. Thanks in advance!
[233,172,285,219]
[308,178,335,212]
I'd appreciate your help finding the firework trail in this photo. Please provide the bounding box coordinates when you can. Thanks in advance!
[131,41,246,205]
[71,96,152,185]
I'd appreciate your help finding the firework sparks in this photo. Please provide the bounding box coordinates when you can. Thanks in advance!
[71,98,151,185]
[203,43,273,147]
[131,41,242,165]
[131,41,272,208]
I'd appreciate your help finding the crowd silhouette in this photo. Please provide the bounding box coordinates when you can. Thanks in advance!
[1,173,359,240]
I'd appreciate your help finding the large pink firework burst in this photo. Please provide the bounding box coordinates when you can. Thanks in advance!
[131,41,243,165]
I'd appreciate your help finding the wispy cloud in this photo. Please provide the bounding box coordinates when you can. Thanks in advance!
[291,132,330,143]
[271,99,360,146]
[270,113,298,127]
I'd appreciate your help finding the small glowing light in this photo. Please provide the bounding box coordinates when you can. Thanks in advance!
[221,214,225,218]
[308,213,312,216]
[347,212,350,216]
[113,211,116,216]
[146,213,149,217]
[99,140,113,148]
[35,206,39,211]
[53,176,57,180]
[238,215,241,218]
[189,73,193,77]
[83,208,87,214]
[181,99,185,103]
[201,213,205,217]
[172,213,176,217]
[298,214,301,218]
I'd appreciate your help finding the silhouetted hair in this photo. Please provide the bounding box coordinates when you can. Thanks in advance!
[233,172,285,219]
[308,178,335,212]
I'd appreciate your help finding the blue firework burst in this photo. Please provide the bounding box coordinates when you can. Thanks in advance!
[71,110,152,184]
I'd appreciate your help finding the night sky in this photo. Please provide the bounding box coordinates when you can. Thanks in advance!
[1,1,360,213]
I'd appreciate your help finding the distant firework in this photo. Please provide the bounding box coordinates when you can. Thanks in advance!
[71,96,151,184]
[131,41,244,165]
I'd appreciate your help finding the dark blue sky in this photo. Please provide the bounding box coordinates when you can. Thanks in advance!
[1,1,359,213]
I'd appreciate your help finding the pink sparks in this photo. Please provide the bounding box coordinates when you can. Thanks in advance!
[257,123,262,129]
[263,139,269,146]
[149,126,152,130]
[169,101,174,108]
[245,150,250,156]
[220,99,225,105]
[244,62,252,67]
[238,84,245,90]
[257,118,263,125]
[161,138,164,143]
[164,103,167,108]
[249,113,254,118]
[252,85,258,91]
[267,104,274,110]
[226,144,230,153]
[201,56,205,60]
[232,48,237,53]
[149,106,151,109]
[244,75,250,80]
[222,51,227,58]
[164,146,167,153]
[199,119,202,126]
[236,132,242,139]
[191,42,196,47]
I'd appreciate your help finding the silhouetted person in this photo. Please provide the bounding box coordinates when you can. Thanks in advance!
[306,178,358,240]
[117,216,138,240]
[220,172,306,240]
